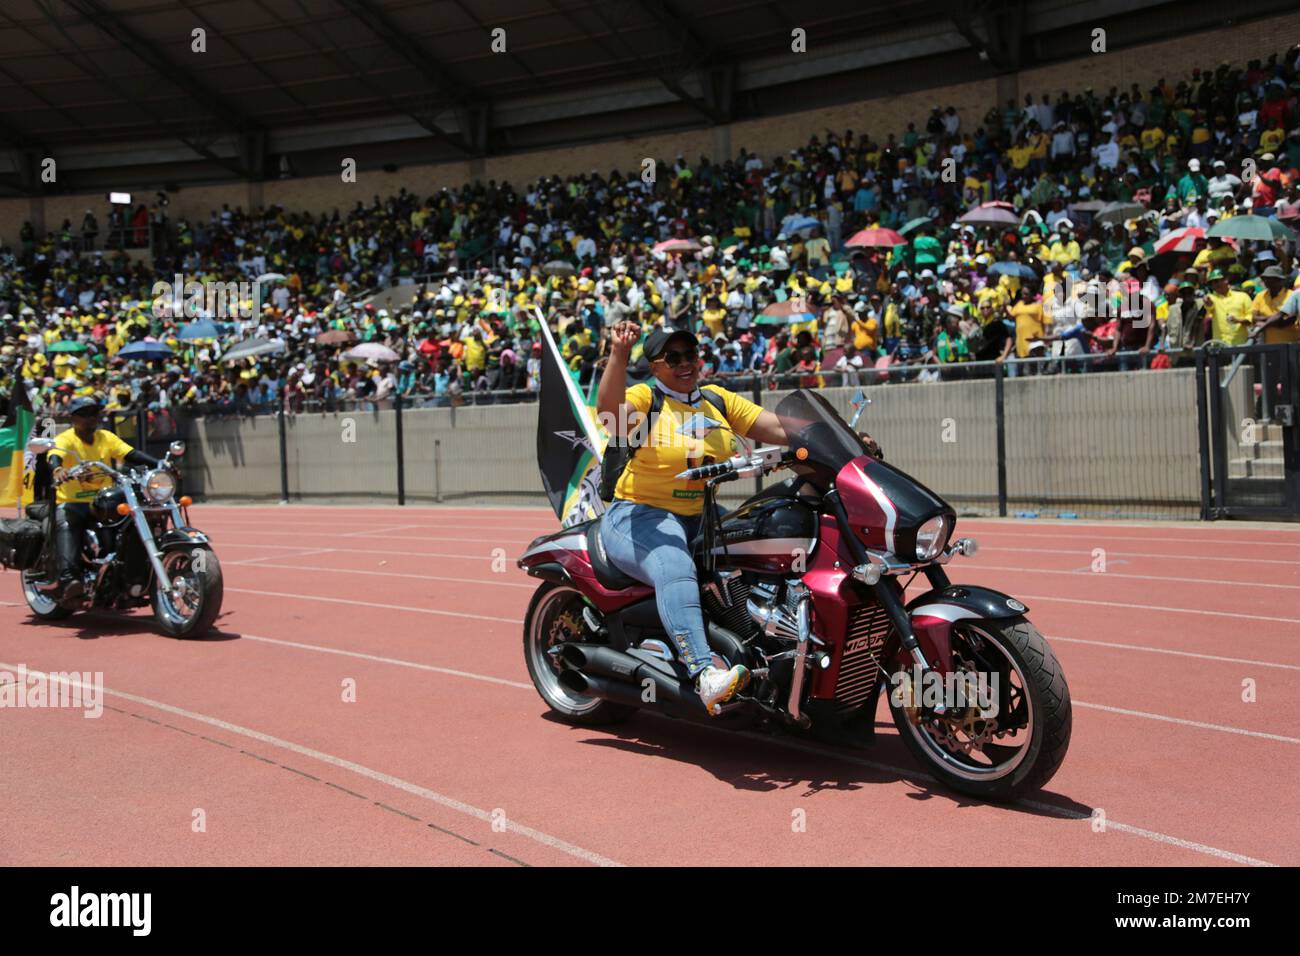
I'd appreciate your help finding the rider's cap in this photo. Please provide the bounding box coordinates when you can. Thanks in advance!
[643,327,698,361]
[67,396,103,417]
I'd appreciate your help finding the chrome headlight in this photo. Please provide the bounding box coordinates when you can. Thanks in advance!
[914,515,951,561]
[144,469,176,503]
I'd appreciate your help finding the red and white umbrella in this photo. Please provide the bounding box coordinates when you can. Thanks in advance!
[653,238,700,254]
[844,228,906,249]
[1153,227,1206,255]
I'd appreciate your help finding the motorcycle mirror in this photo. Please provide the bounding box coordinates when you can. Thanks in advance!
[168,440,186,459]
[26,437,56,455]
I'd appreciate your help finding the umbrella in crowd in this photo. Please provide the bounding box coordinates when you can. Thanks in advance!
[1095,201,1146,225]
[653,238,700,254]
[988,261,1038,280]
[542,260,575,277]
[179,320,220,341]
[782,215,822,235]
[844,227,906,248]
[344,342,400,363]
[756,298,819,325]
[898,217,931,236]
[46,340,88,354]
[316,329,355,345]
[117,340,174,361]
[958,206,1019,228]
[1153,227,1206,255]
[221,337,285,364]
[1207,214,1298,243]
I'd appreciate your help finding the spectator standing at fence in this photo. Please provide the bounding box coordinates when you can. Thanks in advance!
[1008,286,1048,376]
[1164,280,1210,363]
[1207,269,1255,345]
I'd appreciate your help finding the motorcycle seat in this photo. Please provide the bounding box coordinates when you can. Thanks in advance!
[25,502,50,522]
[585,520,642,591]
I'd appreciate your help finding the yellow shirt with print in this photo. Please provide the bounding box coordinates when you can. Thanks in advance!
[52,428,134,505]
[615,383,763,516]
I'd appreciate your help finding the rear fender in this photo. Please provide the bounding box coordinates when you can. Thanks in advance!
[517,527,654,613]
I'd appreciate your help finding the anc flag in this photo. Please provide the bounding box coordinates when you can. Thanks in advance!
[0,380,36,511]
[535,310,607,527]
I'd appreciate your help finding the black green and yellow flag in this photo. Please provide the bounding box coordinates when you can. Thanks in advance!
[0,380,36,510]
[535,310,607,527]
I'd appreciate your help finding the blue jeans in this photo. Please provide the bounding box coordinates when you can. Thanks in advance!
[599,499,711,677]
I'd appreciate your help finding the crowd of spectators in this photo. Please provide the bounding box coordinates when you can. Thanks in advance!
[4,45,1300,421]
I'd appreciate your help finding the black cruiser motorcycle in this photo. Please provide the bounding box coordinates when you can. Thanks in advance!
[0,437,223,638]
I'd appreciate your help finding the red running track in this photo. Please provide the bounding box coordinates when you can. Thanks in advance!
[1,505,1297,867]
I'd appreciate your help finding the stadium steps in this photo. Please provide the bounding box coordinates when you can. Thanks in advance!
[1227,421,1286,479]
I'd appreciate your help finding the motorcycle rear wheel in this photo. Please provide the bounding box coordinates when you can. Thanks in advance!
[887,616,1071,801]
[523,582,634,726]
[22,570,74,620]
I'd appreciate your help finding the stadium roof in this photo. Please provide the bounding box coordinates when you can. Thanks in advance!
[0,0,1293,194]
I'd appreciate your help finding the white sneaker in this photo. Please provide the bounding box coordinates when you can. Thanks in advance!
[696,664,750,716]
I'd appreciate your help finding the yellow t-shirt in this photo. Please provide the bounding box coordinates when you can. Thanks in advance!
[614,384,763,516]
[1207,290,1254,345]
[1253,288,1297,344]
[1010,301,1048,357]
[51,428,134,504]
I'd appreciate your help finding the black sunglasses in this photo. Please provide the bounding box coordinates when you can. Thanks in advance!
[655,349,699,368]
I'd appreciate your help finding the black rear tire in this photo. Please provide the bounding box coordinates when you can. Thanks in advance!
[887,616,1071,801]
[523,582,635,726]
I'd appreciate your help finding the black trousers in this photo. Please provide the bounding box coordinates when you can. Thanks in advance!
[55,503,93,583]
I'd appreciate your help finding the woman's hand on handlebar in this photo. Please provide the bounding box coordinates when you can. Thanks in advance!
[52,466,71,485]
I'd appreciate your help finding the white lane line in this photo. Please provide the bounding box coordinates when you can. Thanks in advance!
[227,548,338,567]
[1047,635,1300,672]
[213,528,538,544]
[1017,593,1300,626]
[948,545,1300,567]
[1074,700,1300,745]
[220,632,1279,867]
[228,563,535,588]
[711,728,1276,867]
[239,633,534,689]
[0,660,621,868]
[969,564,1300,591]
[225,588,523,623]
[968,530,1300,548]
[341,525,420,538]
[220,542,504,561]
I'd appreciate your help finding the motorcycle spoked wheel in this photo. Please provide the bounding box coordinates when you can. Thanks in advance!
[152,546,224,638]
[886,617,1071,801]
[523,582,634,726]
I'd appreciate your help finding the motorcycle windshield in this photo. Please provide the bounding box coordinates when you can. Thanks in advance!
[774,389,872,474]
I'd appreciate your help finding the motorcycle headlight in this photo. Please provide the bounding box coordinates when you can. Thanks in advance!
[914,515,950,562]
[144,469,176,503]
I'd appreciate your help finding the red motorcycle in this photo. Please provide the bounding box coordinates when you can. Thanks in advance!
[518,389,1071,799]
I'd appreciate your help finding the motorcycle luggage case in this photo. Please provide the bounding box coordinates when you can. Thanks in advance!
[0,517,44,571]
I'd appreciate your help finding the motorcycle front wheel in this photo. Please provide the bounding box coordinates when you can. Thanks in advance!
[153,546,224,638]
[887,616,1071,801]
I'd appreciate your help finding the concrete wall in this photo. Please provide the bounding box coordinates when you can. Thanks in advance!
[179,370,1205,519]
[7,10,1300,247]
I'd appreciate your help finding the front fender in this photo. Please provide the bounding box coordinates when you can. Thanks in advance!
[158,527,212,550]
[903,585,1029,672]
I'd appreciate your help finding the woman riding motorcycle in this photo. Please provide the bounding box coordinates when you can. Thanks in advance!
[47,396,162,604]
[596,321,797,713]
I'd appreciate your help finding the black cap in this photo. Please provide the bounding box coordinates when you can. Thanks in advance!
[67,396,103,417]
[643,326,698,361]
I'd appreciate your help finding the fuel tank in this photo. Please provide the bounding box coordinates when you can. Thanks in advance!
[708,480,818,574]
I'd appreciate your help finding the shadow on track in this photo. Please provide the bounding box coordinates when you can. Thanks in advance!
[546,709,1088,818]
